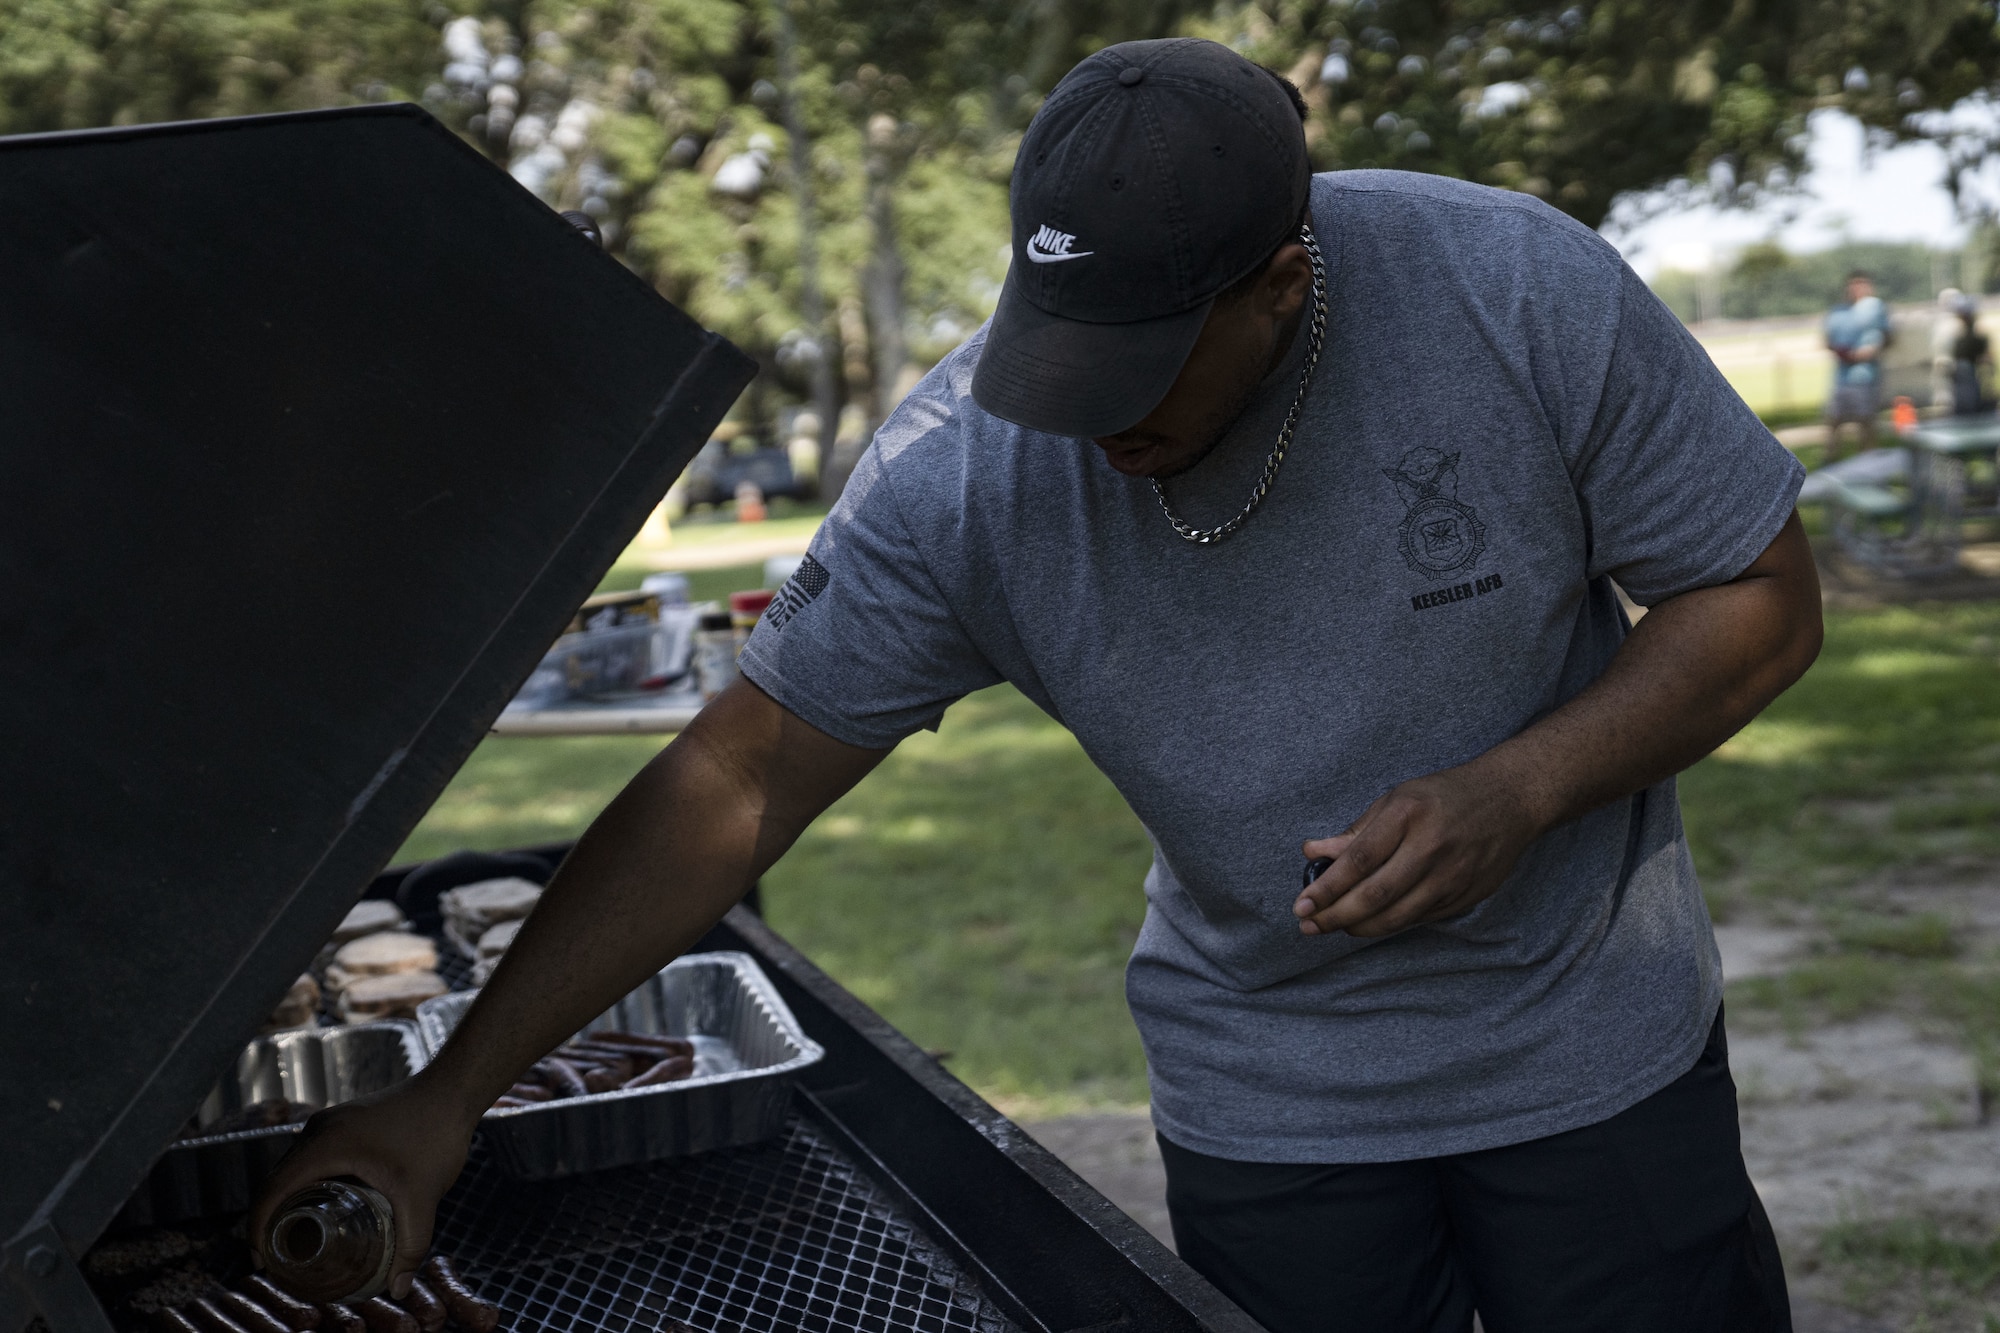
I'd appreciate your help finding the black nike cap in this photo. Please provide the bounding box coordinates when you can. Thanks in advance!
[970,38,1311,439]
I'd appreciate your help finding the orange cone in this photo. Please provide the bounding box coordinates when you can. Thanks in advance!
[1893,395,1918,436]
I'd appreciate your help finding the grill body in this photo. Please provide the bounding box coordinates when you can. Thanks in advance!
[437,1114,1022,1333]
[376,850,1266,1333]
[79,854,1264,1333]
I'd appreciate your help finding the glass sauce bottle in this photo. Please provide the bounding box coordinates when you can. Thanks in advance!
[260,1180,396,1303]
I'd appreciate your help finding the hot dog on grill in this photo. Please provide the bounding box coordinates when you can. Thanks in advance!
[400,1278,447,1333]
[419,1256,499,1333]
[318,1303,366,1333]
[214,1290,291,1333]
[355,1296,417,1333]
[244,1276,321,1330]
[186,1297,252,1333]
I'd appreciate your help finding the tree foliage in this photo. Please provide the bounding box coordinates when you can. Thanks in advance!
[0,0,441,133]
[1194,0,2000,229]
[7,0,2000,451]
[1650,238,1965,321]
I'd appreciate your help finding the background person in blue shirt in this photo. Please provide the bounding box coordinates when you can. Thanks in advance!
[1824,270,1890,457]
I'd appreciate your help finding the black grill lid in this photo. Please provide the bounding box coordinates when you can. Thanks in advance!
[0,103,754,1324]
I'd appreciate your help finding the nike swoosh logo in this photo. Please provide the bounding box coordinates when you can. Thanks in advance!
[1025,241,1095,263]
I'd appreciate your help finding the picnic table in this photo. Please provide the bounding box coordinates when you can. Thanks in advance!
[1910,416,2000,524]
[491,690,705,736]
[1812,416,2000,576]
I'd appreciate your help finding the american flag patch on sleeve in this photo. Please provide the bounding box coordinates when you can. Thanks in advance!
[764,554,830,632]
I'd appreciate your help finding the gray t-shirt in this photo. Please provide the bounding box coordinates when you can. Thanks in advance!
[741,170,1804,1163]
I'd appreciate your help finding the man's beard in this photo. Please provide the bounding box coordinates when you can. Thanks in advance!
[1148,370,1268,479]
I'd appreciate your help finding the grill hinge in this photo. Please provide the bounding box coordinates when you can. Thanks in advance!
[4,1225,115,1333]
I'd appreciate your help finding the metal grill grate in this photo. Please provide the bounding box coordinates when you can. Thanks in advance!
[434,939,477,992]
[433,1113,1024,1333]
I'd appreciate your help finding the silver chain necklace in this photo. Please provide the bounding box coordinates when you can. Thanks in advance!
[1152,222,1328,545]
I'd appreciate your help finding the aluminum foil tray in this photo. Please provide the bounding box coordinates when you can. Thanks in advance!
[117,1020,428,1226]
[416,952,824,1179]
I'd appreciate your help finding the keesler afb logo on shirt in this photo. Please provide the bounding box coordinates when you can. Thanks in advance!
[1385,446,1505,612]
[1385,446,1487,579]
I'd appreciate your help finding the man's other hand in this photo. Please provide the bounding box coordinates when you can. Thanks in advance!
[1293,762,1540,938]
[1292,511,1821,941]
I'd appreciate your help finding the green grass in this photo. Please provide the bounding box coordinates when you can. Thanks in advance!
[1817,1215,2000,1329]
[400,684,1154,1117]
[593,559,770,601]
[1824,1216,2000,1291]
[1830,911,1961,960]
[1691,602,2000,1064]
[1760,404,1830,431]
[398,733,666,860]
[664,497,826,548]
[757,686,1154,1115]
[399,600,2000,1116]
[1679,603,2000,917]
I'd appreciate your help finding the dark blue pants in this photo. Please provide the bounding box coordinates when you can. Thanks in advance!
[1159,1012,1790,1333]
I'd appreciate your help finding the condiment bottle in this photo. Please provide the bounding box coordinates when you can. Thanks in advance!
[693,611,738,699]
[728,589,776,657]
[259,1179,396,1303]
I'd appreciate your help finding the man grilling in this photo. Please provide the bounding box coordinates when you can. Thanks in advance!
[259,37,1820,1333]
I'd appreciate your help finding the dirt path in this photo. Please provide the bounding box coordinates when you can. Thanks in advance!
[1021,903,2000,1331]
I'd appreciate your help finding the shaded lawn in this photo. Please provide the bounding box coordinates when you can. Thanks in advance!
[399,601,2000,1114]
[1681,602,2000,915]
[399,684,1154,1116]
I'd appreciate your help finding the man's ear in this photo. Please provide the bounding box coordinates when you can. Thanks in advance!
[1263,243,1313,321]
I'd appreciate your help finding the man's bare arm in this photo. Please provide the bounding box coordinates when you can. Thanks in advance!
[250,679,887,1292]
[1294,512,1822,938]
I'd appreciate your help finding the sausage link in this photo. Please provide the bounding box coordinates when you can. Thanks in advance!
[186,1298,252,1333]
[559,1041,645,1064]
[561,1048,641,1080]
[153,1310,205,1333]
[355,1297,417,1333]
[622,1054,695,1088]
[318,1303,366,1333]
[533,1057,588,1100]
[588,1032,693,1058]
[244,1276,321,1330]
[504,1083,552,1102]
[581,1067,624,1094]
[214,1290,290,1333]
[492,1096,533,1109]
[419,1256,499,1333]
[400,1279,447,1333]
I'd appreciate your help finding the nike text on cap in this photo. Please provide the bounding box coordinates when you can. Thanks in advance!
[971,38,1311,439]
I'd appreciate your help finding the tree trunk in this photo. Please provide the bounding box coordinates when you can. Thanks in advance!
[823,114,909,502]
[862,113,908,435]
[819,294,875,504]
[772,0,840,493]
